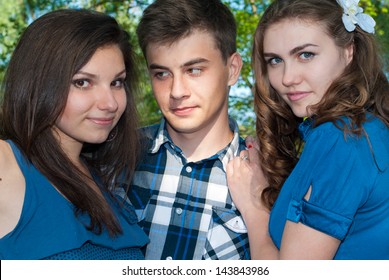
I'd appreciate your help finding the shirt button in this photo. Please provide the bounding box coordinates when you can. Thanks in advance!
[166,256,173,260]
[176,208,183,215]
[185,166,192,173]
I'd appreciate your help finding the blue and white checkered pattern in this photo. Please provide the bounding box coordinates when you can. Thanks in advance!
[125,117,250,260]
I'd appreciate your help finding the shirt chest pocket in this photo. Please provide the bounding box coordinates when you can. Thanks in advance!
[210,206,248,232]
[203,206,250,260]
[211,206,248,233]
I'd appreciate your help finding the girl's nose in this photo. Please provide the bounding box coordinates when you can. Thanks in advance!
[96,87,119,112]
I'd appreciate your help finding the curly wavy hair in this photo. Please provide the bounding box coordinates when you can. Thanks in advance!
[252,0,389,210]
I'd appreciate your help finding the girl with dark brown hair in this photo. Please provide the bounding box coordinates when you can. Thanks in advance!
[0,9,148,259]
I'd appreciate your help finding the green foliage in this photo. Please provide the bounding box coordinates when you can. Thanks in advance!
[225,0,268,137]
[0,0,388,137]
[0,0,27,82]
[360,0,389,73]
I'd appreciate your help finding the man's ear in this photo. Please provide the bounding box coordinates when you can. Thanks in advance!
[227,52,243,86]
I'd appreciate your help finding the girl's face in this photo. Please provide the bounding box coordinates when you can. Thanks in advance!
[263,19,353,118]
[54,45,127,151]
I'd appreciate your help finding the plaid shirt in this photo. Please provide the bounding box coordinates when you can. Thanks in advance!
[126,117,250,260]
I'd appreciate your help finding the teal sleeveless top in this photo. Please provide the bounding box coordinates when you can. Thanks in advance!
[0,140,149,259]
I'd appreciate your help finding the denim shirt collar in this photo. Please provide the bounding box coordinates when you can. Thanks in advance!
[298,118,314,141]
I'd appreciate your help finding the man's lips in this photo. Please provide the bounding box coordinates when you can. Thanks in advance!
[171,106,197,116]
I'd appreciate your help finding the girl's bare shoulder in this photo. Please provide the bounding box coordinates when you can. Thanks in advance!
[0,139,26,238]
[0,140,14,175]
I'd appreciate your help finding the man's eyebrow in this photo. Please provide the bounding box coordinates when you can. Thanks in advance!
[149,64,169,70]
[181,58,210,67]
[148,58,210,70]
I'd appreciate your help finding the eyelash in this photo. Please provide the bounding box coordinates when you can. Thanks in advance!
[154,72,169,80]
[188,68,202,76]
[299,52,315,60]
[72,79,92,89]
[111,78,125,88]
[266,52,316,65]
[152,66,204,80]
[71,78,125,89]
[267,57,282,65]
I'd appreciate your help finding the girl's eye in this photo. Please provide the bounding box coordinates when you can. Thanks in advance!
[111,78,125,88]
[72,79,92,89]
[267,57,283,65]
[299,52,315,60]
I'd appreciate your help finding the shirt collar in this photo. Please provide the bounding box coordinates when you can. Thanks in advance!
[149,117,243,171]
[149,118,171,154]
[220,118,242,171]
[298,117,313,141]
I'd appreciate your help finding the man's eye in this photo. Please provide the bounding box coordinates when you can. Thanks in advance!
[154,71,169,80]
[189,68,201,75]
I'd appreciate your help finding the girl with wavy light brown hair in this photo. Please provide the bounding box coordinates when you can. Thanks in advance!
[227,0,389,259]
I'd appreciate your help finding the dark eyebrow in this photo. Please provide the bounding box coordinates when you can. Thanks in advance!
[75,71,98,79]
[182,58,209,67]
[264,43,319,58]
[148,58,210,70]
[114,69,127,78]
[263,52,278,58]
[75,69,126,79]
[289,43,318,55]
[149,64,169,71]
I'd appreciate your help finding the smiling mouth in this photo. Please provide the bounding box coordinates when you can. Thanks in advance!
[287,92,310,102]
[89,118,115,126]
[172,106,196,116]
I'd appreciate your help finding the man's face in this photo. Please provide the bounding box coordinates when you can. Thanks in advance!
[145,30,241,140]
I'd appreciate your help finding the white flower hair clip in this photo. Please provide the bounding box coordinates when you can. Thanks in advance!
[337,0,376,34]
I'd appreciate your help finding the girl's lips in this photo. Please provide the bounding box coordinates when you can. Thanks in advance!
[287,92,310,102]
[89,118,115,126]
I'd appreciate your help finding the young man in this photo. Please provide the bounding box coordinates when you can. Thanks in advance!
[128,0,249,260]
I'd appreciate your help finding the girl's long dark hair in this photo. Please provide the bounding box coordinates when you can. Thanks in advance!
[0,9,140,236]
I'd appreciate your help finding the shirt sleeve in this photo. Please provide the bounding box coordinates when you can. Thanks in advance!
[286,123,374,240]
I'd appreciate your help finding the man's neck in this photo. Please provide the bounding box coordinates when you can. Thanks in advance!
[167,120,234,162]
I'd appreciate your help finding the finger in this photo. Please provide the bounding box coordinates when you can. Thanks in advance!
[239,150,249,161]
[226,159,234,177]
[245,135,255,149]
[227,156,241,177]
[247,144,260,165]
[245,135,254,148]
[245,135,259,150]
